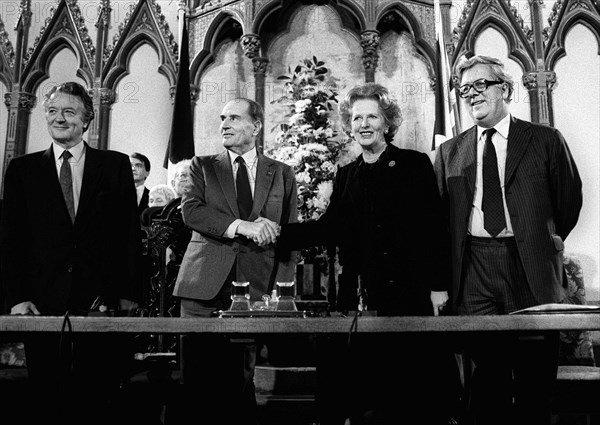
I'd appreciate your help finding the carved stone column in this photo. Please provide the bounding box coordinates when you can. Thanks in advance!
[241,33,268,152]
[522,70,556,126]
[14,0,32,79]
[526,0,554,126]
[361,30,380,82]
[92,87,116,150]
[2,91,36,194]
[94,0,111,77]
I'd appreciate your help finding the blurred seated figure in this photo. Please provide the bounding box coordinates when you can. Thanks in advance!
[138,172,192,355]
[170,159,192,198]
[148,183,176,208]
[141,184,177,227]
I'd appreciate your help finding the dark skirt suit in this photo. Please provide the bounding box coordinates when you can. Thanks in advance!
[279,144,459,424]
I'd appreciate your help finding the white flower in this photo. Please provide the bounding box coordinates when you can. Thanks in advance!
[296,171,311,184]
[303,143,329,153]
[289,113,304,125]
[317,180,334,200]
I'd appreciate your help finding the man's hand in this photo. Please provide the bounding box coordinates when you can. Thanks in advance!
[255,217,281,236]
[11,301,40,315]
[237,217,279,246]
[430,291,449,316]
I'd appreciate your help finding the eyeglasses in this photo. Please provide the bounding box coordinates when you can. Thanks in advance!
[458,79,503,98]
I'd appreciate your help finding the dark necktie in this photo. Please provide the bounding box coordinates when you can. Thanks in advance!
[235,156,253,220]
[60,150,75,223]
[482,128,506,237]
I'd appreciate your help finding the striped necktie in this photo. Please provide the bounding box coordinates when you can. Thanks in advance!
[482,128,506,237]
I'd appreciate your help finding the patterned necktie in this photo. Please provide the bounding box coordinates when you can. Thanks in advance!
[482,128,506,237]
[235,156,253,220]
[60,150,75,223]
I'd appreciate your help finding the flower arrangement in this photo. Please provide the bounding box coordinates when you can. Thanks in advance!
[267,57,349,227]
[267,57,351,264]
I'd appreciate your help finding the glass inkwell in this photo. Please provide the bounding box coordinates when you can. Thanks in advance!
[275,281,298,311]
[229,281,251,311]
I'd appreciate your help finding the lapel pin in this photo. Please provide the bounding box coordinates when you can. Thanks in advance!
[389,161,396,167]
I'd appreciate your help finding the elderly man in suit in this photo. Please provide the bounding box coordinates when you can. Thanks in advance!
[0,82,142,425]
[173,98,297,425]
[434,55,582,425]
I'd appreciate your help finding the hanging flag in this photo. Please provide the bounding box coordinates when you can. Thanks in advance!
[432,0,460,151]
[163,18,195,169]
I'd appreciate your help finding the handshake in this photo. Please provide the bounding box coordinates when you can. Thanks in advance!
[237,217,281,246]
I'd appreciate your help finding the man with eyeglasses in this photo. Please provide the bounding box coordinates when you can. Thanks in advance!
[434,55,582,425]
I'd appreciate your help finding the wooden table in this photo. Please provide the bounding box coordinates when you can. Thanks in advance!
[1,313,599,334]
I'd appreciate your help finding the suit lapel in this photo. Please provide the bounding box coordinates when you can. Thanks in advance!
[252,154,275,219]
[505,117,531,186]
[215,151,239,216]
[77,143,101,224]
[460,126,478,196]
[43,145,73,225]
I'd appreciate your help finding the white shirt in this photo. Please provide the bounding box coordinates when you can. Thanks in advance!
[53,141,85,215]
[468,113,514,238]
[135,184,146,206]
[225,148,259,238]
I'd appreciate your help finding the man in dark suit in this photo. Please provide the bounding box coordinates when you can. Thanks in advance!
[0,82,143,425]
[173,98,297,424]
[130,151,150,215]
[434,56,582,425]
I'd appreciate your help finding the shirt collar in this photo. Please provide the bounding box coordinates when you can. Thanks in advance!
[53,140,85,162]
[477,113,511,142]
[229,147,257,167]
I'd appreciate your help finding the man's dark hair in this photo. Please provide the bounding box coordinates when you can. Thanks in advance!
[235,98,264,124]
[131,152,151,172]
[43,82,95,132]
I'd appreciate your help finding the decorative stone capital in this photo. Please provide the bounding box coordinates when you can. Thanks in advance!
[360,30,380,70]
[252,57,269,75]
[430,76,437,92]
[6,92,37,110]
[190,84,200,102]
[522,71,557,91]
[241,34,261,59]
[545,71,557,91]
[168,84,200,102]
[522,72,538,89]
[97,88,117,105]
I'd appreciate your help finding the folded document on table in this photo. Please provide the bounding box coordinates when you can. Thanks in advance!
[510,303,600,315]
